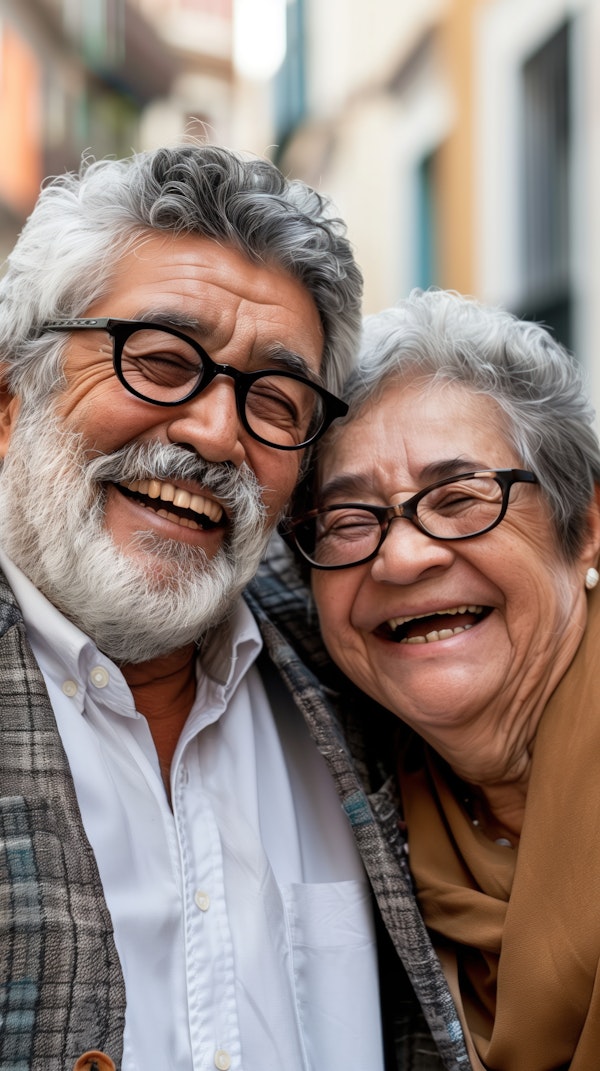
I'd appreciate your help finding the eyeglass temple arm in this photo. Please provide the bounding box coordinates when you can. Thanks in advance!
[43,318,112,331]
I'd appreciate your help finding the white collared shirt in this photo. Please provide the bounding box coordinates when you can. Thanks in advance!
[0,549,384,1071]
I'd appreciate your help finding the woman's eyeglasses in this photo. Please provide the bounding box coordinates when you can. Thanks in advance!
[281,469,539,569]
[43,317,348,451]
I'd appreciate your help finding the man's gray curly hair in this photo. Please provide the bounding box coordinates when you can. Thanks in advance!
[0,144,363,403]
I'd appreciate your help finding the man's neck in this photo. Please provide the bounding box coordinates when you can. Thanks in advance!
[121,644,198,792]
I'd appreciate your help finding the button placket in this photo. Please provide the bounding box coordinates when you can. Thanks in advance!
[174,723,241,1071]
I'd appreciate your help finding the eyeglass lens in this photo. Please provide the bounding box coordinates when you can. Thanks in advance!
[298,474,506,567]
[118,326,326,448]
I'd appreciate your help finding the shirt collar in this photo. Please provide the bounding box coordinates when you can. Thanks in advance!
[199,598,263,690]
[0,546,263,713]
[0,546,131,714]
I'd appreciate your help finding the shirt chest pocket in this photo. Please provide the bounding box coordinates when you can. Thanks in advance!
[281,879,384,1071]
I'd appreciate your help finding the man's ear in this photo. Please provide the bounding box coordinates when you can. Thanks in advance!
[0,367,20,459]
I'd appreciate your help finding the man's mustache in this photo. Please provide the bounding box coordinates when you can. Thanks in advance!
[85,440,263,512]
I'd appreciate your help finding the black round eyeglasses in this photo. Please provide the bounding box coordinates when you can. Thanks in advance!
[281,469,539,569]
[43,317,348,451]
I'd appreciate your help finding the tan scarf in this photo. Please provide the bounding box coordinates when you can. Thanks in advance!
[399,583,600,1071]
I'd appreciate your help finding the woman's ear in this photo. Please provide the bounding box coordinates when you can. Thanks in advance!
[579,483,600,569]
[0,367,20,459]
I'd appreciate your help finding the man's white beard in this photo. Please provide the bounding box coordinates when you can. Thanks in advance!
[0,403,272,664]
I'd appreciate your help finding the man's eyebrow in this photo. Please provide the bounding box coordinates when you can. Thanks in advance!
[127,313,323,383]
[129,309,205,332]
[260,343,324,384]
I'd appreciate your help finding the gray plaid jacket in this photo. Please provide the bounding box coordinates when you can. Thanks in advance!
[0,569,126,1069]
[0,557,469,1070]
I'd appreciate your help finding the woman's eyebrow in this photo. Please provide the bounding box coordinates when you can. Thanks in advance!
[419,458,490,482]
[318,473,375,503]
[318,458,490,505]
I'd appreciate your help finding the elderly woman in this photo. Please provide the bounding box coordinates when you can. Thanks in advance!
[280,289,600,1071]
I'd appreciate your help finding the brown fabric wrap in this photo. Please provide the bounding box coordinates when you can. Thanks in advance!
[400,583,600,1070]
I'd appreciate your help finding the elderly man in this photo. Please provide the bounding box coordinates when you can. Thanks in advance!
[0,146,463,1071]
[0,144,372,1071]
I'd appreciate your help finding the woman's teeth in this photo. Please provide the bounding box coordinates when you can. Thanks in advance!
[398,623,474,645]
[386,605,484,645]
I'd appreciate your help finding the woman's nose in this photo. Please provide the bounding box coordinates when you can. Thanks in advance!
[369,515,455,584]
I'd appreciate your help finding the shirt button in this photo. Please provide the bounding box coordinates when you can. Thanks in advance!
[72,1052,117,1071]
[195,890,210,911]
[214,1051,231,1070]
[90,666,110,689]
[62,680,78,697]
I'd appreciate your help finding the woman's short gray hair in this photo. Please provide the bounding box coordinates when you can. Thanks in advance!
[0,144,362,401]
[335,289,600,560]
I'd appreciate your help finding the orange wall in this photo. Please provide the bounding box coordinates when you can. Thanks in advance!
[0,23,43,216]
[436,0,481,295]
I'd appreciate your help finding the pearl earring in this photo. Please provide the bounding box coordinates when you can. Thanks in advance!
[585,567,600,590]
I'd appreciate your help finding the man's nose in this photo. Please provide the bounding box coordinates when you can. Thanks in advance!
[164,378,248,466]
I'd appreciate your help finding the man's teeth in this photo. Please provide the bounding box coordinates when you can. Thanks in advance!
[123,479,224,529]
[387,605,483,645]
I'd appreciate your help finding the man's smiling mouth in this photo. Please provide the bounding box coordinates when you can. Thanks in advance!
[381,604,491,644]
[116,478,226,531]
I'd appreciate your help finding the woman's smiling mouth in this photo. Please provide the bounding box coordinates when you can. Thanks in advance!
[380,605,491,644]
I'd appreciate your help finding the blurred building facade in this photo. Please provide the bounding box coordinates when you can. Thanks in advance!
[276,0,600,411]
[0,0,276,260]
[0,0,177,257]
[135,0,276,156]
[2,0,600,409]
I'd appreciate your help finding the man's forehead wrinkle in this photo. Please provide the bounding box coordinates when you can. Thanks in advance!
[121,237,289,302]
